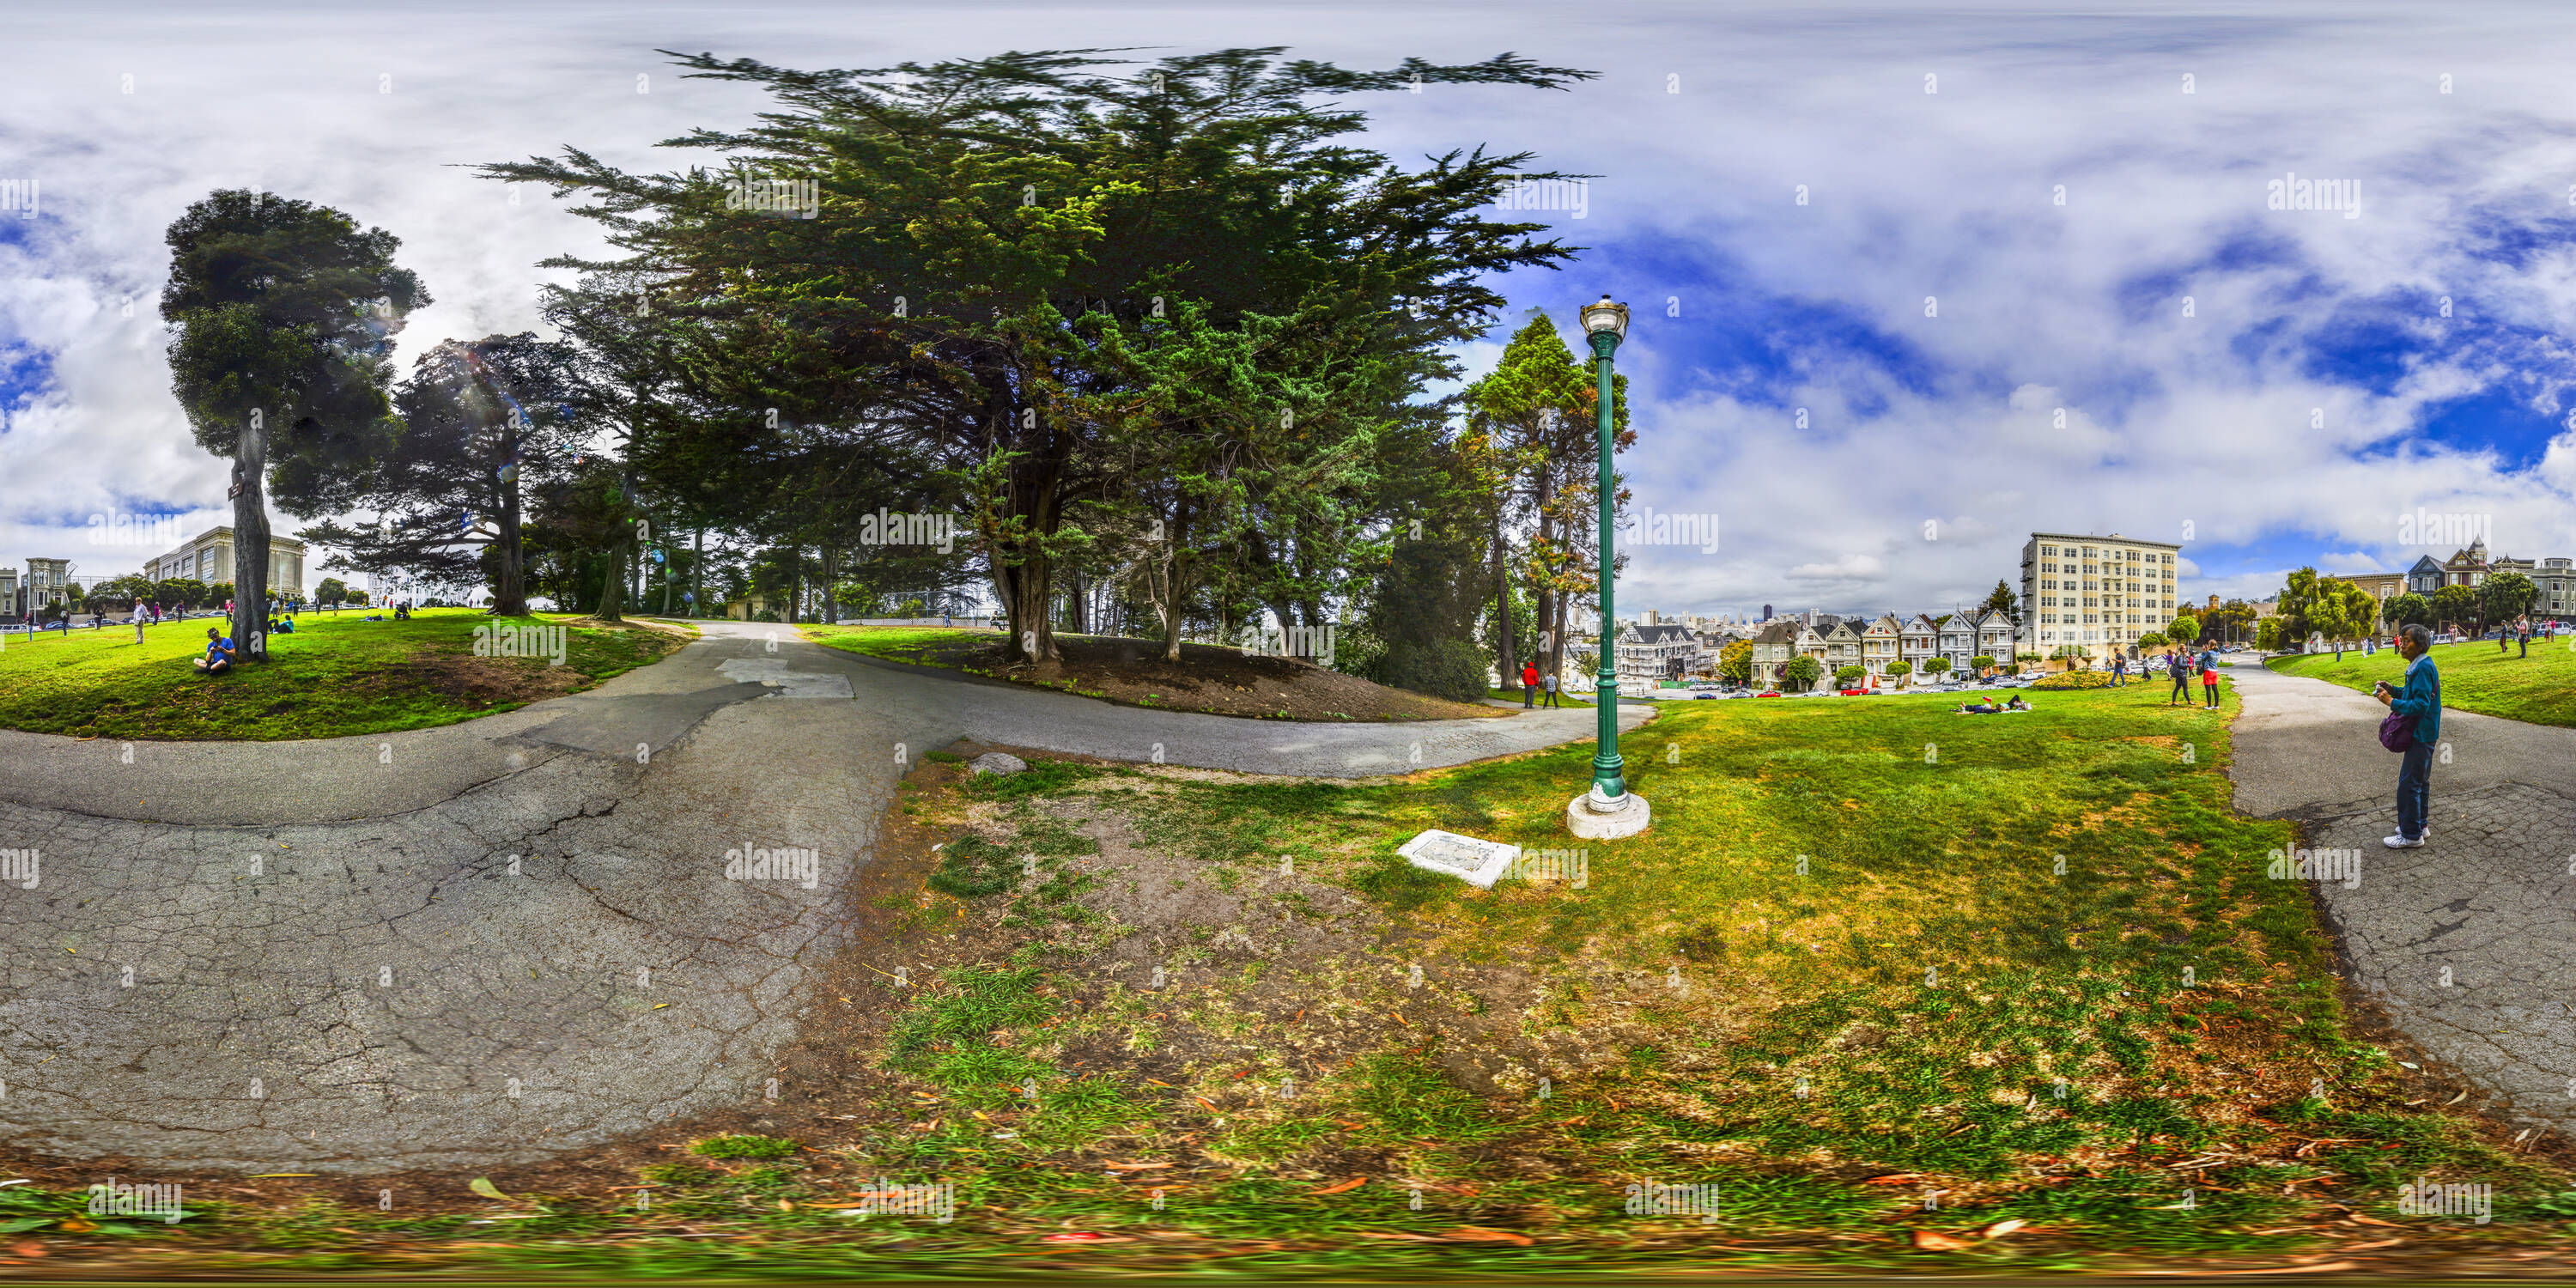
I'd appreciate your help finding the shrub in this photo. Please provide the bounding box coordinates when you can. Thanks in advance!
[1833,665,1865,686]
[1384,638,1490,703]
[1971,654,1996,671]
[2032,668,2115,690]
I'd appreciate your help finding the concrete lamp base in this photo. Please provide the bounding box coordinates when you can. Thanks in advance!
[1565,785,1651,840]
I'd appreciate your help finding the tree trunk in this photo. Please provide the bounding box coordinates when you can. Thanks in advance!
[691,526,704,617]
[491,440,528,616]
[231,414,271,664]
[598,541,626,622]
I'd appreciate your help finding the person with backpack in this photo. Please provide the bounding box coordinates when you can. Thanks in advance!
[2373,623,2441,849]
[2166,649,2191,706]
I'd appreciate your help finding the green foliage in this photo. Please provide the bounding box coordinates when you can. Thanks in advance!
[1384,637,1492,703]
[2136,632,2167,648]
[1919,655,1951,676]
[2383,591,2433,628]
[1832,665,1865,685]
[687,1133,798,1160]
[1979,578,2018,617]
[2482,569,2537,623]
[1970,654,1996,671]
[2165,614,2200,644]
[1718,638,1753,681]
[1782,654,1823,690]
[2032,668,2114,690]
[1884,659,1911,677]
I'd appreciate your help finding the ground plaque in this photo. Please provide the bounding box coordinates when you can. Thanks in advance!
[1396,829,1522,890]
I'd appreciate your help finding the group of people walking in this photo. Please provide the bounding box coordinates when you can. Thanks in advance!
[2107,644,2222,709]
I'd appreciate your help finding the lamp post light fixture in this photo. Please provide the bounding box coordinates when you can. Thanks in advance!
[1566,295,1650,841]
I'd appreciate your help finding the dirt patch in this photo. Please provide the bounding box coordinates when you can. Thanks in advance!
[889,632,1505,723]
[340,651,595,710]
[559,616,695,638]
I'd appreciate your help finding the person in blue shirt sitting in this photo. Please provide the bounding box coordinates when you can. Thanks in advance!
[193,627,234,676]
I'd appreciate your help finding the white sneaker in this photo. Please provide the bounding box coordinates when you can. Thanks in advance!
[2384,833,2425,848]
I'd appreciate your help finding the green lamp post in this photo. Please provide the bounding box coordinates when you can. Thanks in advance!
[1566,295,1650,840]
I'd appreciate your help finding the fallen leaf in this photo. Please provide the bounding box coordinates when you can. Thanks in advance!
[1310,1177,1368,1195]
[1103,1162,1172,1171]
[1979,1218,2027,1239]
[1862,1174,1924,1186]
[467,1177,509,1201]
[2235,1261,2360,1275]
[1449,1226,1533,1245]
[55,1218,96,1234]
[1911,1229,1972,1251]
[2344,1213,2403,1228]
[2341,1238,2403,1250]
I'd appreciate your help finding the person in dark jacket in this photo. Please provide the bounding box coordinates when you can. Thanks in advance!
[2166,649,2191,706]
[2374,623,2441,848]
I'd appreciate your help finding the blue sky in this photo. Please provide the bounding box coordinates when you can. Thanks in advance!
[4,0,2576,612]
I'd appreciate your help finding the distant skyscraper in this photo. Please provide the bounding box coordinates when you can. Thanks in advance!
[1761,603,1772,621]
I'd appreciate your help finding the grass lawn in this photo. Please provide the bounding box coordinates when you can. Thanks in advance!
[13,680,2565,1276]
[1485,685,1595,708]
[2269,635,2576,728]
[802,623,990,668]
[0,608,684,741]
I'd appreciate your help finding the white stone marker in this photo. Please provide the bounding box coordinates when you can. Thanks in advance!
[1397,829,1522,890]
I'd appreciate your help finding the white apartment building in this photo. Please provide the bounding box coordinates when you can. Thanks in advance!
[2020,531,2182,663]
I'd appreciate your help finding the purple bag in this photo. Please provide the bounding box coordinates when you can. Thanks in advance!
[2379,710,2415,752]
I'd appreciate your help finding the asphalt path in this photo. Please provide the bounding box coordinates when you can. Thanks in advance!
[0,621,1650,1172]
[2226,659,2576,1133]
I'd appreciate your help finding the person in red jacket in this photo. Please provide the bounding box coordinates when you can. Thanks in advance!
[1520,661,1539,707]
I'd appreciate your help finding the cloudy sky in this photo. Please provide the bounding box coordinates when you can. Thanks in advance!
[4,0,2574,616]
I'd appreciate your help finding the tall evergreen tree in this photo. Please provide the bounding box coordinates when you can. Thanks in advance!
[162,190,428,659]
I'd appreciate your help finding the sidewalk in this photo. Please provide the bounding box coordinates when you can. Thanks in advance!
[2226,662,2576,1132]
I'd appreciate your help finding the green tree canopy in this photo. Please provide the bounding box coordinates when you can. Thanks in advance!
[482,46,1592,662]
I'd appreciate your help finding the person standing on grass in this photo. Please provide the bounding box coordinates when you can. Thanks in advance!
[2167,648,2191,706]
[2201,659,2220,709]
[1541,669,1561,708]
[2518,616,2530,658]
[2375,623,2441,849]
[1521,660,1539,708]
[2112,653,2128,687]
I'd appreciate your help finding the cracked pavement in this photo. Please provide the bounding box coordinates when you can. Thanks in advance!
[2227,660,2576,1132]
[0,621,1650,1172]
